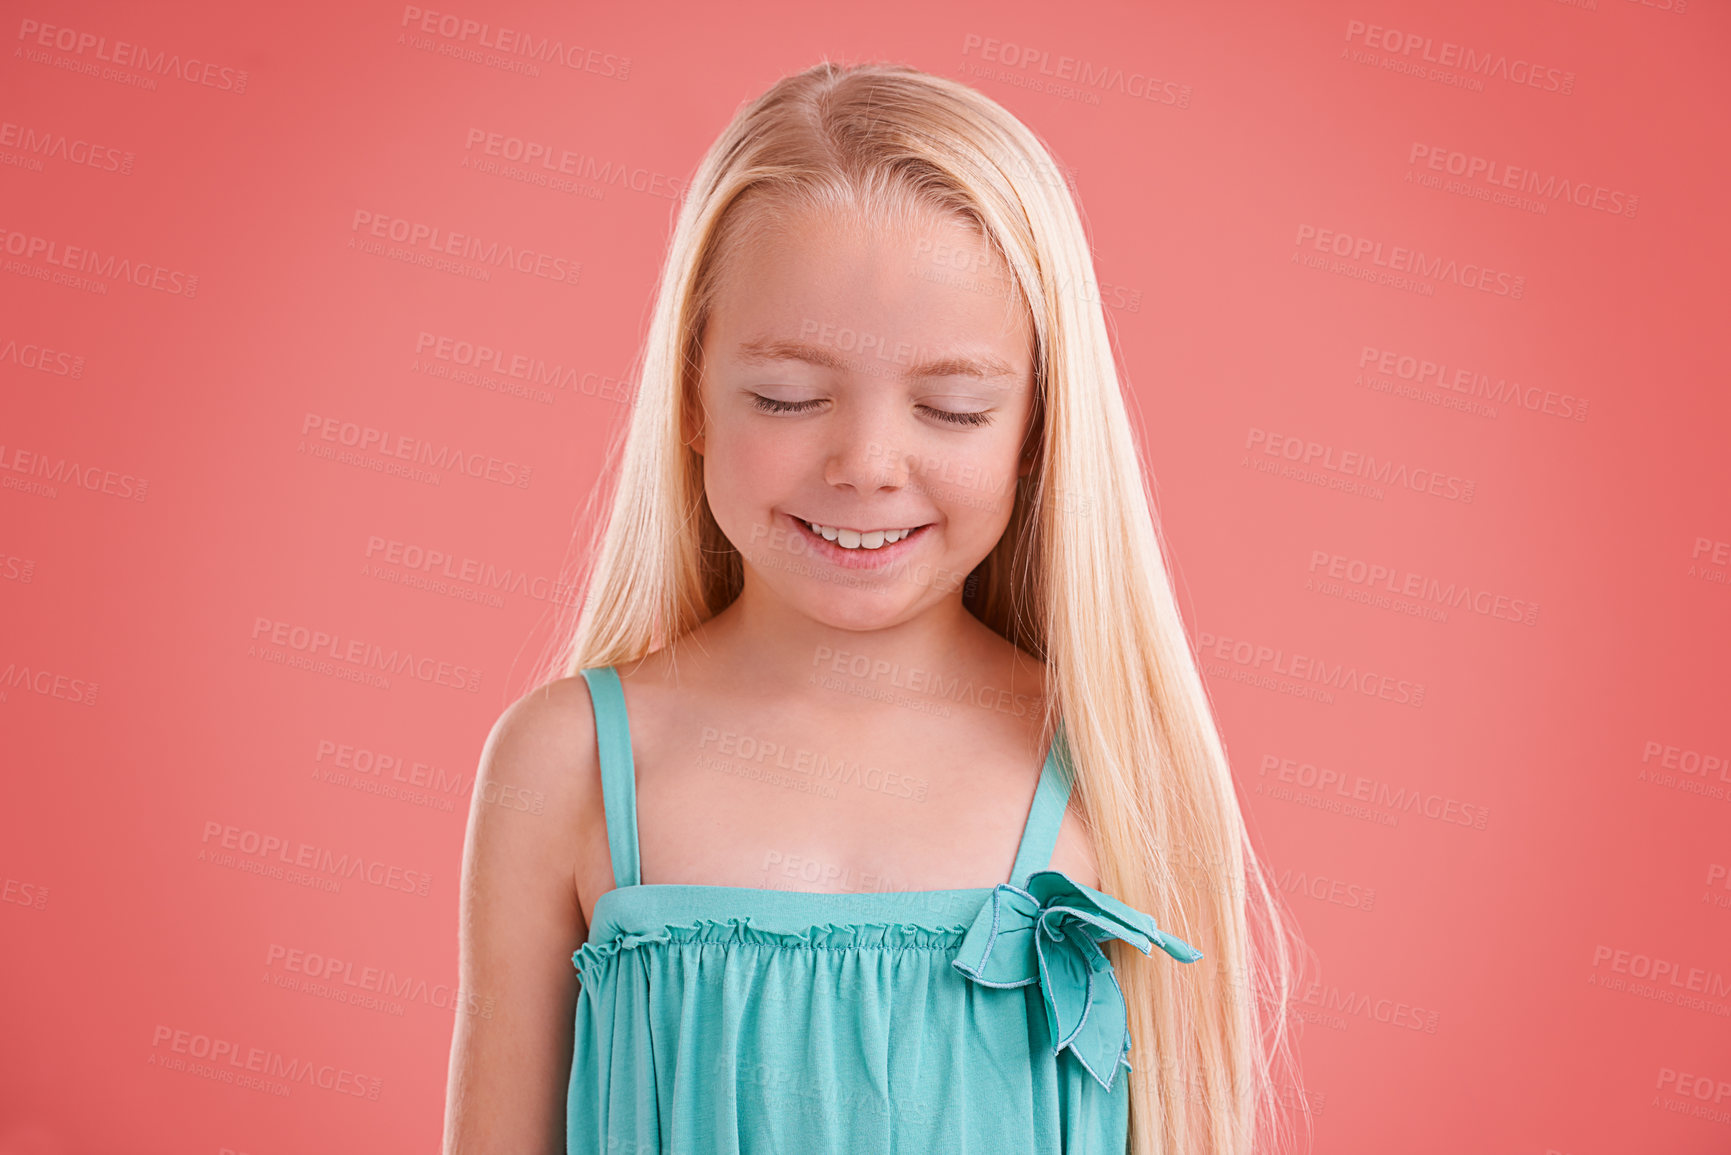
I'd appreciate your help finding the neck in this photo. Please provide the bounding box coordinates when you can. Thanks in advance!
[694,574,993,702]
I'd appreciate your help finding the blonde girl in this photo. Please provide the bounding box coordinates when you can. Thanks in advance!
[445,60,1302,1155]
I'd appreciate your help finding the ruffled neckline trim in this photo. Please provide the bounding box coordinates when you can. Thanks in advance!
[574,884,997,976]
[572,915,978,976]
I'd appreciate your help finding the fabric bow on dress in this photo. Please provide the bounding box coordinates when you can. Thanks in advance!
[951,869,1203,1093]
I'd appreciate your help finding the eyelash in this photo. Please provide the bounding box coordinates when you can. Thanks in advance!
[750,395,993,428]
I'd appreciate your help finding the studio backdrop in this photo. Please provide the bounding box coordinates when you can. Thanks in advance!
[2,2,1727,1153]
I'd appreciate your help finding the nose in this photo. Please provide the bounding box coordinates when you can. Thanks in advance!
[821,407,913,495]
[823,442,911,495]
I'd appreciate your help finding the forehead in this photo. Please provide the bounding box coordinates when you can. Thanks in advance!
[704,201,1033,377]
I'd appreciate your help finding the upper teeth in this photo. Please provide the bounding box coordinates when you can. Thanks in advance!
[804,522,917,550]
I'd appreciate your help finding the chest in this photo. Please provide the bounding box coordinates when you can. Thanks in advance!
[573,689,1098,929]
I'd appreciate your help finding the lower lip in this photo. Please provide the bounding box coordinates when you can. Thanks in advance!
[783,512,930,570]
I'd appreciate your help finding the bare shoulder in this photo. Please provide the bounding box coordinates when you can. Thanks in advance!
[465,675,605,922]
[477,675,601,806]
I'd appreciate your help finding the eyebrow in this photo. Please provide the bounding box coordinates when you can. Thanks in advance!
[734,338,1017,381]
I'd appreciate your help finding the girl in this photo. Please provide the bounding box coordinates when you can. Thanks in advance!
[445,61,1302,1155]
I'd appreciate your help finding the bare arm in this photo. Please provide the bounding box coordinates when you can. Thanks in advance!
[443,679,599,1154]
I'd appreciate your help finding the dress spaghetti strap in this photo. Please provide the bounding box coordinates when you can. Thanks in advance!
[1007,719,1075,888]
[579,665,641,889]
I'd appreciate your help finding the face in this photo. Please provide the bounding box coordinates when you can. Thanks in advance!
[691,203,1038,632]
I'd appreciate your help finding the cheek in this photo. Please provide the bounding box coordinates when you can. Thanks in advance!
[702,417,802,520]
[927,433,1024,525]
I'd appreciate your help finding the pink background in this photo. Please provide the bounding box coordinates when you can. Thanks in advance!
[3,2,1728,1152]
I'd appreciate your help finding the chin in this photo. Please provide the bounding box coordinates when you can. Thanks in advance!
[794,589,925,632]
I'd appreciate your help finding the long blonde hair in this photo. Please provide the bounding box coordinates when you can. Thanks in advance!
[544,60,1307,1155]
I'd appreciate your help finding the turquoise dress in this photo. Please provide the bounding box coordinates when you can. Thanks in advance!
[568,665,1203,1153]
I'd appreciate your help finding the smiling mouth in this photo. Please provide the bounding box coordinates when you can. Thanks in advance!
[789,514,932,553]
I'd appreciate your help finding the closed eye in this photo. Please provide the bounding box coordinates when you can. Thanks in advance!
[749,394,993,428]
[750,395,824,415]
[920,406,993,428]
